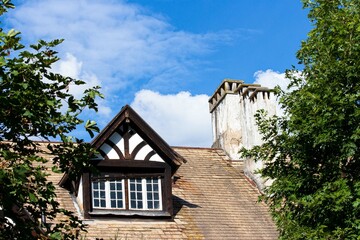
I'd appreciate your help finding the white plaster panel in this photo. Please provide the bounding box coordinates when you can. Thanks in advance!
[134,144,152,160]
[150,154,164,162]
[109,132,124,154]
[129,133,143,154]
[100,143,119,159]
[76,176,83,211]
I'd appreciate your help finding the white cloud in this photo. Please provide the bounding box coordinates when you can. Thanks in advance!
[253,69,290,91]
[7,0,229,95]
[5,0,247,145]
[131,90,212,147]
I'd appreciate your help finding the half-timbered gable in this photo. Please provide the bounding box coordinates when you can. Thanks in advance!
[61,105,186,219]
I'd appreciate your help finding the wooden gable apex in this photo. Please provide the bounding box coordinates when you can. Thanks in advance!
[90,105,186,173]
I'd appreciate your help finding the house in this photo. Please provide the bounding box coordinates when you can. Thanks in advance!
[44,79,278,239]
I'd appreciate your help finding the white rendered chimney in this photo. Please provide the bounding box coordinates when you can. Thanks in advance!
[209,79,278,190]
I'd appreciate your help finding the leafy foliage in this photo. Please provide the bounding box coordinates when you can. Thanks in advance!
[0,1,103,239]
[242,0,360,239]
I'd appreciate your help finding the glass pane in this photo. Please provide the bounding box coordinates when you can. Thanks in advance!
[94,191,99,198]
[138,201,143,209]
[154,183,158,191]
[137,184,142,191]
[118,201,123,208]
[93,182,98,189]
[137,192,142,199]
[110,192,115,199]
[100,182,105,189]
[147,192,152,200]
[100,200,106,207]
[130,183,135,191]
[131,200,136,208]
[117,183,122,190]
[148,202,153,209]
[117,192,122,199]
[154,193,159,200]
[94,199,99,207]
[147,184,152,191]
[111,200,116,208]
[146,178,151,183]
[154,201,159,209]
[110,182,115,190]
[130,192,135,199]
[100,191,105,198]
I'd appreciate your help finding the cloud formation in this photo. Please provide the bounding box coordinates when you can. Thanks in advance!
[131,90,212,147]
[7,0,229,96]
[253,69,290,91]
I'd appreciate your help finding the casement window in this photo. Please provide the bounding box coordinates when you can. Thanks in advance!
[91,177,162,211]
[129,178,162,210]
[92,180,125,209]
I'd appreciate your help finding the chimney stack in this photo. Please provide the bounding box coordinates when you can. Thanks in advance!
[209,79,278,190]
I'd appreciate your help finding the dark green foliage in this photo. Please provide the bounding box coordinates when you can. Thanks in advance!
[242,0,360,239]
[0,1,103,239]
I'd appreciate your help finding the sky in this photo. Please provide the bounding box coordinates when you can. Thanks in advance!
[4,0,311,147]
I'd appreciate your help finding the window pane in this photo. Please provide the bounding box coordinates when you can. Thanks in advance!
[154,193,159,200]
[100,190,105,198]
[131,200,136,209]
[110,192,115,199]
[94,199,99,207]
[130,192,135,199]
[147,192,152,200]
[137,192,142,199]
[100,200,106,207]
[117,192,122,199]
[154,201,159,209]
[148,202,153,209]
[118,200,123,208]
[110,182,115,190]
[111,200,116,208]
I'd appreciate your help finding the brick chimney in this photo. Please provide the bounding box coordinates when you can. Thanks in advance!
[209,79,277,190]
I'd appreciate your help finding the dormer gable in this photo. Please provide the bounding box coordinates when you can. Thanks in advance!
[90,105,185,173]
[66,105,185,219]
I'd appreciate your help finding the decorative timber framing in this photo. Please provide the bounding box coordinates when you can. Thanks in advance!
[60,105,186,219]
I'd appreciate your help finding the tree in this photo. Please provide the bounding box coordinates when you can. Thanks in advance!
[242,0,360,239]
[0,1,102,239]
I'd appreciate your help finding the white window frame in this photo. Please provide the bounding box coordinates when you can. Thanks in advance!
[128,177,162,210]
[92,179,125,209]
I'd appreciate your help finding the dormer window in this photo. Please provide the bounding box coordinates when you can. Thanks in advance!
[90,177,162,211]
[59,106,186,219]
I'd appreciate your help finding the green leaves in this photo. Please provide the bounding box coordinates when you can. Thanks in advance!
[0,1,102,239]
[85,120,99,138]
[241,0,360,238]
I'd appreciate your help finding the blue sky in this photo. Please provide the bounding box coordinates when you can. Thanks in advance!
[5,0,311,147]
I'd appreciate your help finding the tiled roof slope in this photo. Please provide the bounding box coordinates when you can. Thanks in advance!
[41,143,277,239]
[172,147,278,240]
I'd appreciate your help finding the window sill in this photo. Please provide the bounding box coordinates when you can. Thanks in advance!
[89,210,171,218]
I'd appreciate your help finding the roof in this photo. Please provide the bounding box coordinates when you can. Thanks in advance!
[41,143,278,239]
